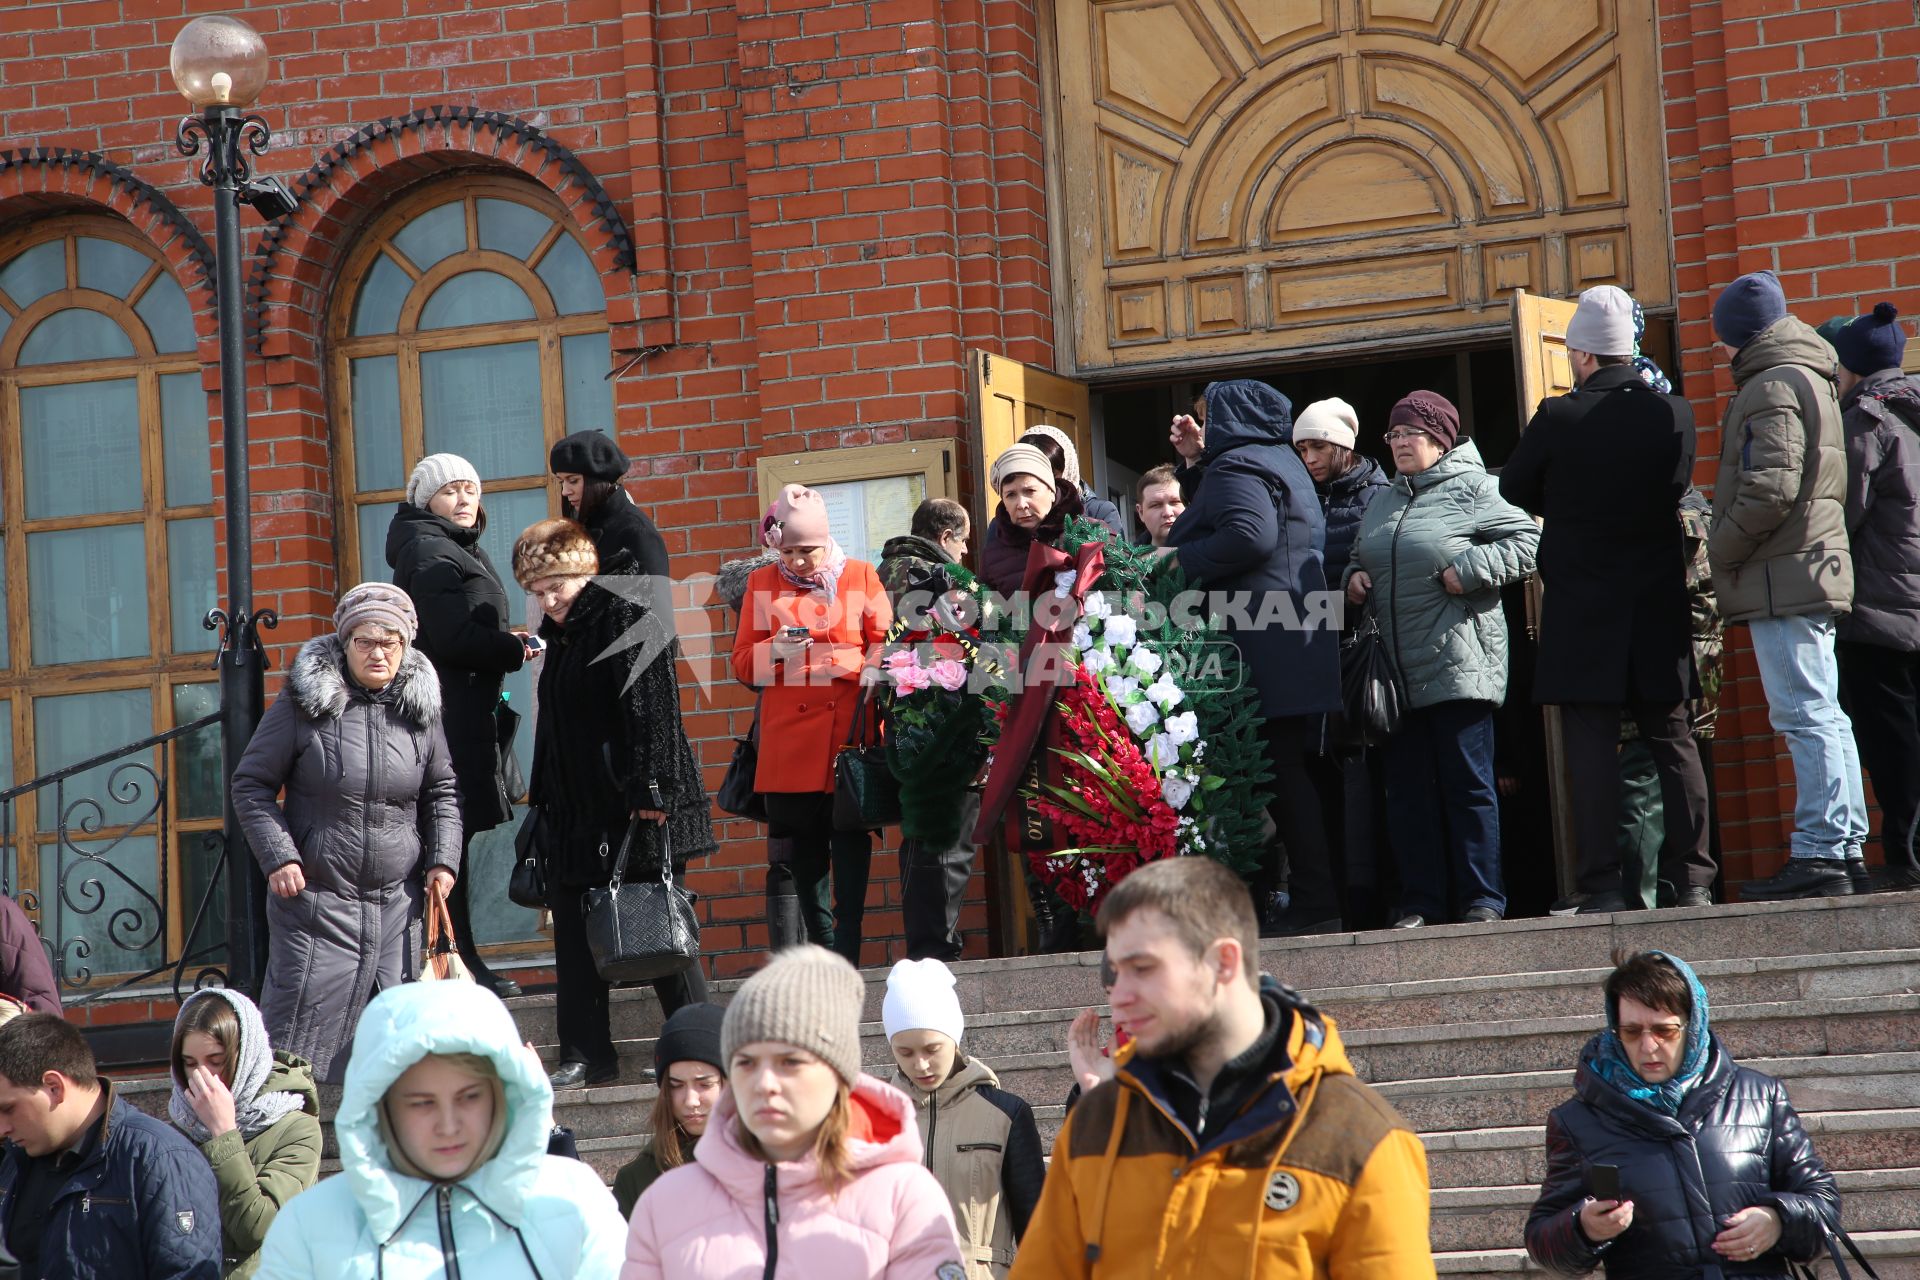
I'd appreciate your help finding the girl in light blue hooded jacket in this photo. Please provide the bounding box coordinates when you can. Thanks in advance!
[257,982,625,1280]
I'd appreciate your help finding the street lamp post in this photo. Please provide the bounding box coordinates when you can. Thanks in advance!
[169,16,296,996]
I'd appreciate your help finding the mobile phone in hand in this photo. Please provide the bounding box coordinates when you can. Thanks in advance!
[1588,1164,1622,1202]
[783,626,810,640]
[524,635,545,657]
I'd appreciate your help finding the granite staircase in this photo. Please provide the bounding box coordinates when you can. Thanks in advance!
[119,894,1920,1273]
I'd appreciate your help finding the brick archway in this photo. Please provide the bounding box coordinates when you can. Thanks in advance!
[247,105,641,364]
[0,147,217,342]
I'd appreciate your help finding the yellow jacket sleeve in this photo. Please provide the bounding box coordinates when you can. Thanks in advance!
[1328,1128,1436,1280]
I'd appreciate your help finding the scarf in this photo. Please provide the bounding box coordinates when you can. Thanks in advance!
[168,988,309,1143]
[1587,949,1712,1116]
[1630,299,1674,394]
[760,507,847,603]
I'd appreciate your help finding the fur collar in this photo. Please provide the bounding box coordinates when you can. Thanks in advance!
[288,634,441,729]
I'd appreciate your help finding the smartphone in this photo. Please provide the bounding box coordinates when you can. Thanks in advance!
[783,626,810,640]
[1588,1164,1622,1202]
[524,635,545,657]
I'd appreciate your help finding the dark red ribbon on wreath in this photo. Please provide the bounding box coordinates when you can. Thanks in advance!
[973,536,1108,844]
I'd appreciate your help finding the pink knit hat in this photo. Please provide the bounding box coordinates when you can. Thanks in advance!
[765,483,831,549]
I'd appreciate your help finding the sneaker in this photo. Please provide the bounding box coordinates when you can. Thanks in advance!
[1458,906,1502,924]
[1741,859,1856,901]
[1547,892,1589,917]
[1575,890,1631,915]
[1868,866,1920,895]
[1391,913,1426,929]
[1674,886,1713,909]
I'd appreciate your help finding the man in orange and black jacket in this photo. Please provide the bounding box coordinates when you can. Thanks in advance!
[1012,858,1434,1279]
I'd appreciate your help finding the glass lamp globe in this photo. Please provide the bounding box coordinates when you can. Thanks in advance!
[169,15,269,108]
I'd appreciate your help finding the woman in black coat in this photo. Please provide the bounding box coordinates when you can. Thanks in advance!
[514,517,717,1092]
[550,429,671,580]
[1526,950,1839,1278]
[386,453,530,998]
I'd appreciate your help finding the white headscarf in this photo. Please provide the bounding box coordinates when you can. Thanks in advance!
[1022,425,1083,487]
[169,988,309,1142]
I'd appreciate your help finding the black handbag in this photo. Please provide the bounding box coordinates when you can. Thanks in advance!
[833,686,901,832]
[716,700,768,823]
[495,696,525,801]
[508,805,548,909]
[1340,605,1405,745]
[582,818,701,983]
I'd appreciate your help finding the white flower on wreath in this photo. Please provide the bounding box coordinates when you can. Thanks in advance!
[1072,622,1095,652]
[1147,732,1180,768]
[1165,710,1200,746]
[1127,646,1163,677]
[1103,614,1138,649]
[1161,774,1195,810]
[1146,672,1184,709]
[1083,646,1116,675]
[1054,569,1078,598]
[1125,700,1160,735]
[1106,674,1141,703]
[1081,592,1113,620]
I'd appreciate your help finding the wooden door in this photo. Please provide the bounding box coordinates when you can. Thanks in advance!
[1052,0,1671,374]
[1510,288,1580,897]
[969,349,1094,523]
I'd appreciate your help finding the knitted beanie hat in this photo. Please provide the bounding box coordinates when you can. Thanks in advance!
[1712,271,1788,350]
[1387,390,1461,451]
[765,484,831,549]
[406,453,482,509]
[882,958,965,1045]
[511,518,599,589]
[654,1002,726,1077]
[333,582,417,641]
[1292,397,1359,450]
[549,430,631,483]
[722,945,866,1086]
[1565,285,1637,358]
[1833,302,1907,377]
[990,443,1057,496]
[1021,425,1083,486]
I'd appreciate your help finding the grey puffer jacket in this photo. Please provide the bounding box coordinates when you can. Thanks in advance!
[1708,316,1853,624]
[232,635,460,1081]
[1345,440,1539,710]
[1839,369,1920,650]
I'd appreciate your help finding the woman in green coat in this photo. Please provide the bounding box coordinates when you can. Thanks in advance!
[170,988,323,1277]
[611,1003,727,1219]
[1346,391,1540,930]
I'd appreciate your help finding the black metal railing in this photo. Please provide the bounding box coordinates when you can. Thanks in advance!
[0,713,227,1007]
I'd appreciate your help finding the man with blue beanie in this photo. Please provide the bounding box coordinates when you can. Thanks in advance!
[1828,303,1920,893]
[1707,270,1866,899]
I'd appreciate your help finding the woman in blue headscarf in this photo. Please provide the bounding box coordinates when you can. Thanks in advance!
[1525,950,1840,1278]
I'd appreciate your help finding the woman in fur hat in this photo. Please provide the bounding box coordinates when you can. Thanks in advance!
[515,518,717,1092]
[231,583,463,1083]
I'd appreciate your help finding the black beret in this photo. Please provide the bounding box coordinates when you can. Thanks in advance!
[549,430,631,483]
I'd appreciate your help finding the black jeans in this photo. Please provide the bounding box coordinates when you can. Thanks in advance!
[1385,700,1505,919]
[1259,716,1335,919]
[1838,640,1920,874]
[551,883,708,1070]
[901,790,978,961]
[765,792,873,967]
[1563,701,1713,895]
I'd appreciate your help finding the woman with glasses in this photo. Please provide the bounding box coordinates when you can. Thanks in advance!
[1344,391,1538,928]
[232,583,462,1083]
[1526,950,1838,1277]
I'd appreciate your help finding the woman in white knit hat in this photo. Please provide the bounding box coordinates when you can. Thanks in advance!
[978,441,1083,596]
[884,958,1045,1280]
[385,452,535,999]
[622,946,963,1278]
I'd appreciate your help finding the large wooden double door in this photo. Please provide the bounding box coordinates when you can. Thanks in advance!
[1053,0,1671,374]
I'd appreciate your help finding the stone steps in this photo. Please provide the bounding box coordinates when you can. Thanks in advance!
[1435,1229,1920,1279]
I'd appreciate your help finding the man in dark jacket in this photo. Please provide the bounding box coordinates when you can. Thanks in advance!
[1526,951,1838,1278]
[1828,303,1920,893]
[1708,271,1866,899]
[1502,285,1714,914]
[1167,381,1341,934]
[877,498,969,604]
[0,1015,220,1279]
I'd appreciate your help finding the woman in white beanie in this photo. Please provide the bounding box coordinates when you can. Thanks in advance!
[884,959,1045,1280]
[622,946,963,1279]
[978,442,1083,596]
[385,452,534,998]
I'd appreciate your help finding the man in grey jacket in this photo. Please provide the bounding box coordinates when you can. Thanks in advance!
[1707,270,1866,899]
[1828,303,1920,893]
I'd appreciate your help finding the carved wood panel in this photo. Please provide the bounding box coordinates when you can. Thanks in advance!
[1053,0,1670,373]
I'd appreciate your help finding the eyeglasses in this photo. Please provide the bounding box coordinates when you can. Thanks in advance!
[1383,429,1427,444]
[350,636,404,657]
[1614,1022,1687,1045]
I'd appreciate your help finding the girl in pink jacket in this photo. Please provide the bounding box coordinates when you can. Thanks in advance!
[622,946,964,1280]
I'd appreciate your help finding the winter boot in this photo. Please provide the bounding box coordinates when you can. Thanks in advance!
[765,858,807,950]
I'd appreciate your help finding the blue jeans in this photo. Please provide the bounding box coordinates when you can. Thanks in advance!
[1747,613,1868,860]
[1385,700,1506,919]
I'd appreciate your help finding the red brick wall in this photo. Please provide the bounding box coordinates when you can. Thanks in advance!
[1659,0,1920,883]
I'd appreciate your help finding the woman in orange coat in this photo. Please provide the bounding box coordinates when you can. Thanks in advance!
[731,484,893,965]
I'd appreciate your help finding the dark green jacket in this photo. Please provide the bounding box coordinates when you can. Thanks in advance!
[197,1052,322,1278]
[613,1134,695,1221]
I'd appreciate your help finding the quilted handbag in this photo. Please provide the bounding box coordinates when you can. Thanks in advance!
[833,686,902,832]
[716,699,768,823]
[582,819,700,983]
[1340,605,1405,745]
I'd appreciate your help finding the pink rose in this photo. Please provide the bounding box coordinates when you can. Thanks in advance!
[885,648,919,670]
[894,663,935,693]
[929,658,968,691]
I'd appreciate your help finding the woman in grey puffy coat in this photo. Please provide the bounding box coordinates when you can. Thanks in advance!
[232,583,462,1083]
[1345,392,1539,930]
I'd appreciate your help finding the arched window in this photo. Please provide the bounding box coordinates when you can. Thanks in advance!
[0,216,222,987]
[331,178,615,956]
